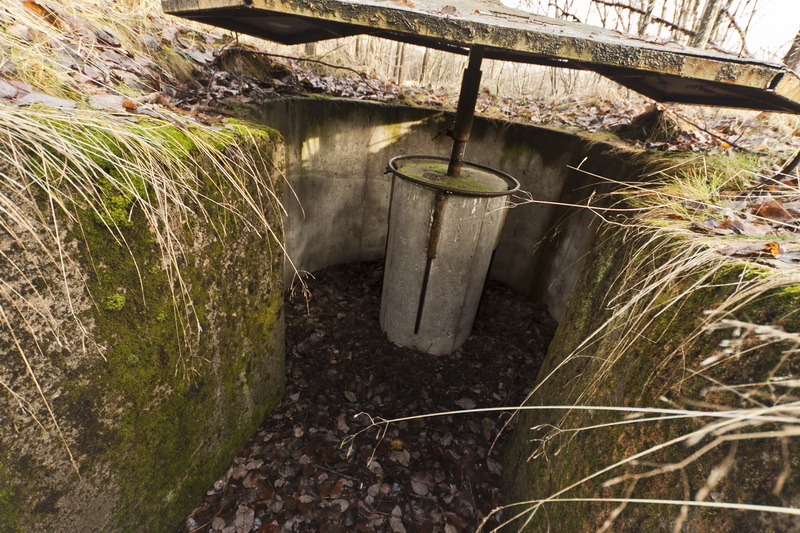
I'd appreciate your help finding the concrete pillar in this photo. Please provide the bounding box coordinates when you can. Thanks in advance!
[380,155,518,355]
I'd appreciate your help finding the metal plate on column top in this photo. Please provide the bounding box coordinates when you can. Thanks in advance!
[162,0,800,113]
[387,155,519,197]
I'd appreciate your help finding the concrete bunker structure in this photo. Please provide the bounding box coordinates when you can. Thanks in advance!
[164,0,800,354]
[153,1,800,528]
[255,97,651,320]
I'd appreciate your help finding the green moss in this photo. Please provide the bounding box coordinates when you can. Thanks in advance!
[9,118,288,531]
[112,130,279,530]
[152,47,197,82]
[0,456,22,532]
[215,49,287,84]
[95,195,133,227]
[223,119,280,141]
[397,161,507,192]
[504,226,800,532]
[103,292,127,311]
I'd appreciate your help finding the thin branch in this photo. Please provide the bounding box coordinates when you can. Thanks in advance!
[497,496,800,517]
[772,146,800,180]
[590,0,696,36]
[721,8,752,57]
[218,47,377,88]
[667,108,760,154]
[549,1,582,22]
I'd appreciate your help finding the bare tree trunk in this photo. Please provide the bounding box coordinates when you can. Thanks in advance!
[637,0,655,35]
[419,47,430,85]
[783,28,800,71]
[592,0,695,39]
[381,40,392,79]
[673,0,690,42]
[690,0,724,48]
[393,42,406,83]
[721,6,752,56]
[494,61,505,95]
[711,0,734,45]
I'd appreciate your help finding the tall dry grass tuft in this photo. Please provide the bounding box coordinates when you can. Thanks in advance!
[486,154,800,530]
[0,0,290,476]
[0,102,288,473]
[1,0,153,95]
[489,311,800,531]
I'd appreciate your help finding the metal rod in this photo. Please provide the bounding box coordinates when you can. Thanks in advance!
[447,46,484,178]
[773,145,800,180]
[414,193,446,334]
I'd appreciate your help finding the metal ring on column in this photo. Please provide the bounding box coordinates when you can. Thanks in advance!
[387,155,520,197]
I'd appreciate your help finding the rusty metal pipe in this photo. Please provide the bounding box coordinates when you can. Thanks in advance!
[447,46,483,178]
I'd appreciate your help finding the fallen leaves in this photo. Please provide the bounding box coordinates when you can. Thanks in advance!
[87,94,137,113]
[234,505,255,532]
[720,217,772,236]
[15,91,76,108]
[179,261,557,532]
[454,397,476,409]
[22,0,61,28]
[688,215,776,237]
[679,166,800,267]
[748,199,799,224]
[764,241,783,256]
[717,241,783,257]
[439,5,460,16]
[410,472,435,496]
[5,0,797,174]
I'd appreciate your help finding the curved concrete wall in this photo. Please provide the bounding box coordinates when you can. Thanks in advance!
[256,98,647,319]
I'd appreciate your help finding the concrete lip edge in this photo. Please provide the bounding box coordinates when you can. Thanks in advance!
[387,154,520,197]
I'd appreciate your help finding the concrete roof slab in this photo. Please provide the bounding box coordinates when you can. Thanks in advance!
[163,0,800,113]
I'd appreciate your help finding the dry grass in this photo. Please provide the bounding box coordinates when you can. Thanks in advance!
[489,153,800,530]
[343,153,800,531]
[0,0,288,477]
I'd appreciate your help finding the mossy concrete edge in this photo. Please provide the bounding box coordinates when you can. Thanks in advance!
[503,225,800,532]
[0,120,286,532]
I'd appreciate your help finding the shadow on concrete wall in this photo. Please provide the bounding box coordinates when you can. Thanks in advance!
[257,98,650,320]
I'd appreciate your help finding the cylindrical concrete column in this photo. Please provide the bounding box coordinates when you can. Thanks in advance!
[380,155,519,355]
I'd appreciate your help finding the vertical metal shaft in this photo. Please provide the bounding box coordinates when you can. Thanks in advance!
[447,46,484,178]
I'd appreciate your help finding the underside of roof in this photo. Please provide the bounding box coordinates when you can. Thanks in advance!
[162,0,800,113]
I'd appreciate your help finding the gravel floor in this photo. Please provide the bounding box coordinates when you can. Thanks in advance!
[180,260,556,533]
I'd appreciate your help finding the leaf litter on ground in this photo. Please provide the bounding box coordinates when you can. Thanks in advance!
[681,162,800,266]
[4,0,799,162]
[178,261,556,532]
[4,1,800,529]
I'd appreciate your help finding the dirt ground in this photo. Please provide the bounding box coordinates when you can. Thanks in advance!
[180,260,556,533]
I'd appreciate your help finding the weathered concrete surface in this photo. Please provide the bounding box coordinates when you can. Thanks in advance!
[162,0,800,113]
[256,97,650,319]
[380,174,510,355]
[502,227,800,531]
[0,126,285,531]
[255,99,451,286]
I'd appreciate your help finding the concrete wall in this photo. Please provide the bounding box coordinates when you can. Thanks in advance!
[257,98,648,319]
[0,126,285,532]
[502,227,800,532]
